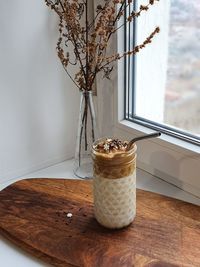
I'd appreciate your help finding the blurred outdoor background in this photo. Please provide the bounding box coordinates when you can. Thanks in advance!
[164,0,200,136]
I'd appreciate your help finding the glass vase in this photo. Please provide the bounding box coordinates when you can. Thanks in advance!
[74,90,98,179]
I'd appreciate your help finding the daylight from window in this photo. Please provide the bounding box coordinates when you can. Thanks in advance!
[164,0,200,136]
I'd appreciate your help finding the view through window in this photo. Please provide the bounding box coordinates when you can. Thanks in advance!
[164,0,200,137]
[125,0,200,143]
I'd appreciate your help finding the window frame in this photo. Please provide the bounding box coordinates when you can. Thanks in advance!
[111,0,200,198]
[124,0,200,146]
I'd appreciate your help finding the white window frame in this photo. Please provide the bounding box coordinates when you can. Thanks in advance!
[114,56,200,197]
[115,1,200,198]
[95,0,200,198]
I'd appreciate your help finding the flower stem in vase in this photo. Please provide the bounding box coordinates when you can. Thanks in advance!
[75,90,97,179]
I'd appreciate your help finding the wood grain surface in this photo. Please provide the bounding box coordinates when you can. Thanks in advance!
[0,178,199,267]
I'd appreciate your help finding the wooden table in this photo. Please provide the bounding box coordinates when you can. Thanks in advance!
[0,178,199,267]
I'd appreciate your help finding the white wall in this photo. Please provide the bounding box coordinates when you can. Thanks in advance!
[0,0,79,183]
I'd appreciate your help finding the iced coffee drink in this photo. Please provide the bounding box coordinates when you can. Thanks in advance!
[92,138,137,229]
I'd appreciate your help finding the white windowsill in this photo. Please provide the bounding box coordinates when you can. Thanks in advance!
[117,120,200,155]
[113,117,200,198]
[0,159,200,267]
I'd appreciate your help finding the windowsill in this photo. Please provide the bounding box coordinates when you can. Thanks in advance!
[114,119,200,198]
[0,159,199,267]
[117,120,200,155]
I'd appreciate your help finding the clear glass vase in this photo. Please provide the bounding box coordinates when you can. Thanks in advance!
[74,90,98,179]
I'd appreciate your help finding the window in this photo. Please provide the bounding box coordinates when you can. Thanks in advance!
[113,0,200,198]
[124,0,200,146]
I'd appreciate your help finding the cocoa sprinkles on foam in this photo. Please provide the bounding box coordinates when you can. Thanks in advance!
[93,138,128,154]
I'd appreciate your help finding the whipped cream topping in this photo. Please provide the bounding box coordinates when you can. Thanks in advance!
[93,138,128,154]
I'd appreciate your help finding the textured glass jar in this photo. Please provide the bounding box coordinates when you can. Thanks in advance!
[74,90,98,179]
[92,139,137,229]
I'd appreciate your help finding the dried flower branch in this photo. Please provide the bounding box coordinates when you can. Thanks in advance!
[45,0,160,90]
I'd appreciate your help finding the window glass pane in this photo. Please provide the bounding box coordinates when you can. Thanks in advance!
[164,0,200,136]
[128,0,200,141]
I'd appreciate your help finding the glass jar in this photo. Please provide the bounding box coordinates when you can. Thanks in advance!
[92,138,137,229]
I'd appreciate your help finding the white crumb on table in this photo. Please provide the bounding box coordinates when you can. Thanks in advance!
[66,212,73,218]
